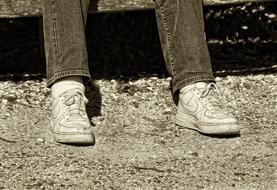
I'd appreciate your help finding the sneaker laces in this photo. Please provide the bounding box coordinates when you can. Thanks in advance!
[200,83,225,112]
[63,90,89,121]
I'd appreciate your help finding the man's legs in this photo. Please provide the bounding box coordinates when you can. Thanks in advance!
[43,0,90,84]
[154,0,240,135]
[43,0,95,144]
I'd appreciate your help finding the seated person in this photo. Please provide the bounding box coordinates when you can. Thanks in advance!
[42,0,240,145]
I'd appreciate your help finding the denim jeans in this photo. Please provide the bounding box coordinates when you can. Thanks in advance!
[43,0,215,95]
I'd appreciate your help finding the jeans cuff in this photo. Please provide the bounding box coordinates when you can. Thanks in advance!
[47,70,91,87]
[173,75,215,94]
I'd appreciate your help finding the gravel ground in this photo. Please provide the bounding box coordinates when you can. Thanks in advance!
[0,73,276,189]
[1,3,277,189]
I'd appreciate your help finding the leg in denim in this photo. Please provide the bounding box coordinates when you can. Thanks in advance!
[154,0,215,96]
[42,0,91,86]
[43,0,96,145]
[43,1,239,140]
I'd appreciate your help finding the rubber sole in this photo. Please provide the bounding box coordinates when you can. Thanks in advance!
[51,121,95,145]
[53,132,95,145]
[175,111,240,135]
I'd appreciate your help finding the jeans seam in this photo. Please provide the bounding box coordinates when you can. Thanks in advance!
[156,0,176,78]
[50,0,59,73]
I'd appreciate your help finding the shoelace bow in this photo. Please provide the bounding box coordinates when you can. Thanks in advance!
[200,83,225,112]
[63,90,88,120]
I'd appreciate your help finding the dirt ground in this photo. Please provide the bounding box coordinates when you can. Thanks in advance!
[0,73,276,190]
[0,3,277,189]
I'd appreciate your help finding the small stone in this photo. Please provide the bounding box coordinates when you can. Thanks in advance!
[163,107,172,113]
[146,87,153,91]
[215,77,222,82]
[98,116,105,121]
[36,138,45,143]
[1,99,8,109]
[5,112,11,117]
[1,99,8,105]
[188,151,199,157]
[166,77,172,82]
[150,77,159,80]
[150,155,158,159]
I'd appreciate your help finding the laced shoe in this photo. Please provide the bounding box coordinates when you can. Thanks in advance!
[51,89,95,145]
[176,82,240,135]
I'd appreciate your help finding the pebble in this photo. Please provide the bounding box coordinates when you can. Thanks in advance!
[166,77,172,82]
[5,112,11,117]
[187,151,199,157]
[150,77,159,80]
[1,99,8,105]
[36,138,45,143]
[98,116,105,121]
[163,107,172,114]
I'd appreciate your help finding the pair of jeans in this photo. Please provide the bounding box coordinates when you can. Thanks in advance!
[43,0,215,96]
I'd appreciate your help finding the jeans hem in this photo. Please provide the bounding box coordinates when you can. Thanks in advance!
[47,70,91,87]
[173,75,215,94]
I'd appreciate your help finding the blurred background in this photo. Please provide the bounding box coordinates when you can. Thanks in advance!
[0,2,276,79]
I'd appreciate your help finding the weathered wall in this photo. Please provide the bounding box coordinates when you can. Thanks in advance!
[0,0,274,18]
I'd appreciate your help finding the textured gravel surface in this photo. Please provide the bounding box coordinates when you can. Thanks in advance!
[1,3,277,189]
[0,73,276,189]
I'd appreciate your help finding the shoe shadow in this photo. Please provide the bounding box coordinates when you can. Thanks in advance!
[202,133,241,139]
[85,80,102,123]
[57,142,96,147]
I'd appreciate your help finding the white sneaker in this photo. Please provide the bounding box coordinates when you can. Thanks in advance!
[51,89,95,144]
[176,82,240,135]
